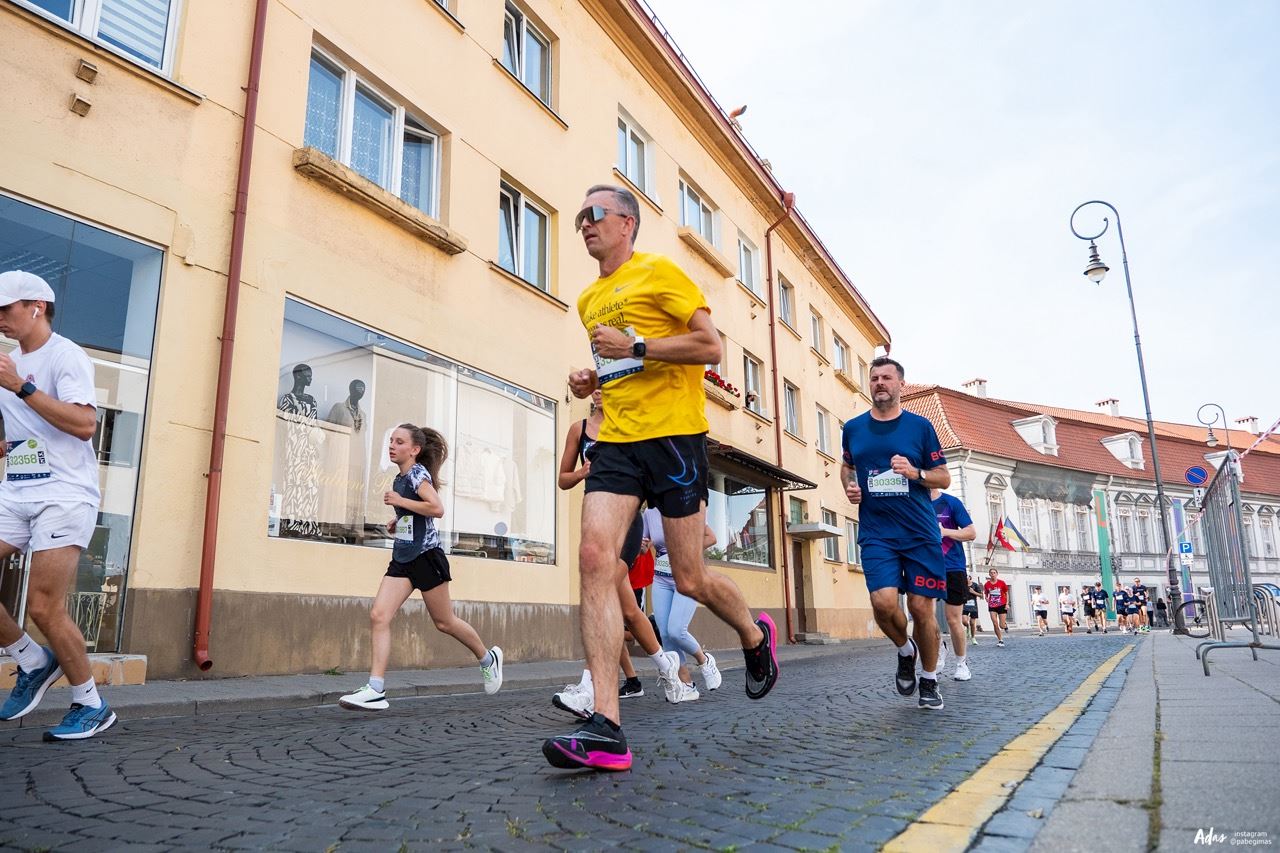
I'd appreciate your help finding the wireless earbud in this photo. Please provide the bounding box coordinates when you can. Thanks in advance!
[32,309,38,319]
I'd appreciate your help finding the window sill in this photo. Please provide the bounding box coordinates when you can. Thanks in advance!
[743,407,773,427]
[677,227,734,278]
[823,557,844,566]
[737,280,768,307]
[810,347,830,366]
[293,147,467,255]
[492,58,568,130]
[707,559,776,575]
[428,0,465,32]
[4,1,203,104]
[847,564,864,574]
[487,261,568,310]
[780,320,802,342]
[785,430,807,447]
[611,168,662,214]
[704,383,739,410]
[836,370,862,394]
[816,448,838,464]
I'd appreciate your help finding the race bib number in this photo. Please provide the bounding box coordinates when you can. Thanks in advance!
[394,515,414,542]
[867,469,909,496]
[986,591,1002,607]
[5,438,52,482]
[593,326,644,386]
[654,553,672,575]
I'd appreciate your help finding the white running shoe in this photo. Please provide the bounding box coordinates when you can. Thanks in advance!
[937,639,948,673]
[552,681,594,719]
[953,660,972,681]
[656,651,682,703]
[481,646,504,695]
[671,681,700,703]
[338,684,388,711]
[699,652,722,691]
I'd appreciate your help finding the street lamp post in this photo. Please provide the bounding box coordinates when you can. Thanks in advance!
[1070,200,1184,632]
[1197,403,1233,454]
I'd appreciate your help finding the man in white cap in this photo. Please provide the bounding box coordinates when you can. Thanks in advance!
[0,271,115,741]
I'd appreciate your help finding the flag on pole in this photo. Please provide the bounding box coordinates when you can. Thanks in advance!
[993,518,1017,552]
[1004,516,1032,551]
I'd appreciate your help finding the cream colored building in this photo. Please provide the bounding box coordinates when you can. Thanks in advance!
[0,0,890,679]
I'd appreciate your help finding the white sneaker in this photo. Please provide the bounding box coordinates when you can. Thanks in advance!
[656,651,682,703]
[338,684,388,711]
[480,646,503,695]
[699,652,722,691]
[937,639,948,673]
[953,660,972,681]
[552,681,594,719]
[670,681,700,703]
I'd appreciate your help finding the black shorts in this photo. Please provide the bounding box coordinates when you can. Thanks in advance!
[990,605,1008,615]
[386,547,452,592]
[621,513,644,565]
[585,434,709,518]
[962,603,979,617]
[945,572,970,606]
[1083,603,1095,616]
[1035,609,1048,619]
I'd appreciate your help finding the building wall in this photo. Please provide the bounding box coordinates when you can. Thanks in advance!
[1,0,888,677]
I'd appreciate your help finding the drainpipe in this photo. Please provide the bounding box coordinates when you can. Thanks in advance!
[956,449,973,568]
[193,0,269,671]
[764,191,797,643]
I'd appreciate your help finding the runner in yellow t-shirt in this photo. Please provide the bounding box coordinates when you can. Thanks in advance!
[541,184,779,773]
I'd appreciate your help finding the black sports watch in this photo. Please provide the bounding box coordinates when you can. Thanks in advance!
[631,337,647,359]
[16,381,36,400]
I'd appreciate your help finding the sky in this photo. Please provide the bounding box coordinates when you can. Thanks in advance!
[643,0,1278,434]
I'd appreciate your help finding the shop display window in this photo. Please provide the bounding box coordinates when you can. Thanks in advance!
[704,466,772,569]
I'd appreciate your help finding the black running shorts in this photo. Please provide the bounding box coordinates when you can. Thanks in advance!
[990,605,1008,615]
[585,434,709,519]
[621,513,644,565]
[962,602,979,617]
[1035,609,1048,619]
[945,572,969,606]
[386,547,452,592]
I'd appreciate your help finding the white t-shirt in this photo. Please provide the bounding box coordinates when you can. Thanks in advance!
[1059,592,1076,611]
[0,333,100,505]
[1032,593,1049,610]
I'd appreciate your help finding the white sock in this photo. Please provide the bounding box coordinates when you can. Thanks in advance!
[368,676,385,693]
[4,634,49,672]
[920,669,937,680]
[480,649,495,668]
[956,656,966,666]
[579,668,592,688]
[650,651,674,673]
[71,679,102,709]
[897,640,915,657]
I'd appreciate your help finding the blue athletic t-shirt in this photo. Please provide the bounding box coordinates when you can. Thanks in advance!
[932,492,973,573]
[1091,587,1109,608]
[842,410,946,548]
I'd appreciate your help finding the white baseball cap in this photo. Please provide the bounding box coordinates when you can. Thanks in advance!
[0,271,56,307]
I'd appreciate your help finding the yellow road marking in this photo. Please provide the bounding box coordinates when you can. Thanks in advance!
[883,646,1134,852]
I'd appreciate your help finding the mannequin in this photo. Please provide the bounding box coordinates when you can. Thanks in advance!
[277,363,321,537]
[326,380,368,533]
[277,363,318,418]
[325,379,366,432]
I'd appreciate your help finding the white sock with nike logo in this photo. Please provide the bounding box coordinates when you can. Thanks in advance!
[4,634,49,672]
[71,679,102,709]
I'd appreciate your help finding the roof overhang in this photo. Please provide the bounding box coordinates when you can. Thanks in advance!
[706,438,817,491]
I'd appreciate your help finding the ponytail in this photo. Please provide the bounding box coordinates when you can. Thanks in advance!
[399,423,447,489]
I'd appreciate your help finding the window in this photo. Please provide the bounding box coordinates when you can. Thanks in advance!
[738,236,760,296]
[705,468,771,568]
[616,114,651,194]
[822,509,839,561]
[858,357,869,390]
[0,192,162,653]
[815,406,832,455]
[783,382,800,435]
[679,179,715,243]
[809,309,824,352]
[743,353,764,415]
[987,489,1005,534]
[833,336,849,373]
[846,519,861,564]
[1116,504,1134,553]
[1049,504,1066,551]
[497,181,550,290]
[1075,506,1092,552]
[272,299,556,565]
[778,275,795,327]
[1243,509,1256,558]
[17,0,179,70]
[1137,508,1153,553]
[1189,513,1203,554]
[501,2,552,105]
[1260,512,1276,558]
[789,497,806,525]
[1017,499,1039,548]
[304,51,442,218]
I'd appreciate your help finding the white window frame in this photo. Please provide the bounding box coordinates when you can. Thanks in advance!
[616,112,654,196]
[815,405,831,455]
[498,180,551,291]
[858,357,869,390]
[743,352,765,415]
[1259,511,1276,558]
[1018,498,1039,548]
[833,335,849,373]
[783,381,800,436]
[502,1,553,106]
[1075,506,1092,552]
[778,275,795,327]
[809,309,824,352]
[846,518,861,564]
[15,0,182,73]
[821,509,839,561]
[306,47,442,219]
[738,235,760,295]
[1049,504,1066,551]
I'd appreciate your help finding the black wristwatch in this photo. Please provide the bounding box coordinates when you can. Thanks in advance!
[16,381,36,400]
[631,337,647,359]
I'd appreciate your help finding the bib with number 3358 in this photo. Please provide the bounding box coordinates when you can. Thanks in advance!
[592,325,644,386]
[394,514,414,542]
[5,438,52,482]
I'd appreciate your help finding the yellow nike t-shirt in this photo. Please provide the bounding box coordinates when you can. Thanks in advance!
[577,252,710,443]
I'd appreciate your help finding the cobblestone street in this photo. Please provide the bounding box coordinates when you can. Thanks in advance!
[0,634,1135,851]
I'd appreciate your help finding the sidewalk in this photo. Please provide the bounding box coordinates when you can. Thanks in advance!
[1004,630,1280,852]
[8,637,872,729]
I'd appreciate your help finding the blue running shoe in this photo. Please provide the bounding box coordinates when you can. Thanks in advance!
[0,648,62,721]
[43,702,117,742]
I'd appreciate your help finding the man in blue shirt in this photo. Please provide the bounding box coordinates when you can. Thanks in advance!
[1114,585,1131,633]
[842,357,951,710]
[1132,578,1151,634]
[933,489,975,681]
[1090,581,1110,633]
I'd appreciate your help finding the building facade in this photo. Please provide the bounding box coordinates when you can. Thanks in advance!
[903,382,1280,630]
[0,0,889,678]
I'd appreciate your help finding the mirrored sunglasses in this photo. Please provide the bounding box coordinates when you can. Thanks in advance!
[575,205,616,232]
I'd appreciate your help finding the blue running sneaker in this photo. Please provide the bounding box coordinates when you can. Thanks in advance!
[0,648,62,721]
[43,702,117,742]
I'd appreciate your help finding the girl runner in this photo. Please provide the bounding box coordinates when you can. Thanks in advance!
[642,506,722,701]
[339,424,503,710]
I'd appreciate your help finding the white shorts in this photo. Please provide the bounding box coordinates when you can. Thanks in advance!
[0,498,97,552]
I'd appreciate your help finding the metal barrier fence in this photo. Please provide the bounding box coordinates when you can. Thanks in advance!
[1191,452,1280,675]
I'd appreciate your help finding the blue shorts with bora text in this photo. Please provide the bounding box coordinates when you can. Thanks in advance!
[859,541,947,599]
